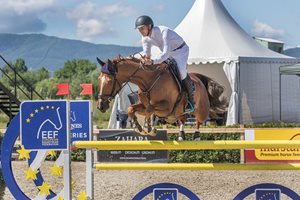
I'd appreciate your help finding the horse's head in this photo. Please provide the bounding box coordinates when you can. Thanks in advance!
[96,57,121,113]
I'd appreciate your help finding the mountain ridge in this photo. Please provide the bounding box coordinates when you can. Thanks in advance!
[283,47,300,58]
[0,33,142,72]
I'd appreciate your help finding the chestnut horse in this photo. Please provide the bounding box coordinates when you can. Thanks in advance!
[97,56,226,140]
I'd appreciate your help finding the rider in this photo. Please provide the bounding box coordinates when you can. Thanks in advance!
[135,15,195,112]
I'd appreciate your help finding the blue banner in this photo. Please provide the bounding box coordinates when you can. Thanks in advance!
[70,100,91,142]
[20,100,68,150]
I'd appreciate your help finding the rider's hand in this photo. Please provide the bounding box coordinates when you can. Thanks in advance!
[141,58,153,65]
[158,63,167,70]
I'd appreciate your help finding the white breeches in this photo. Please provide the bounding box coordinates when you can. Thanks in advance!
[170,45,189,80]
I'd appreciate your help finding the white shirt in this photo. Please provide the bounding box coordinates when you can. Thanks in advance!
[141,26,185,64]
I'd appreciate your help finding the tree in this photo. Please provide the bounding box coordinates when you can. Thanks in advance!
[1,58,28,74]
[54,59,98,98]
[23,67,50,89]
[35,78,57,99]
[90,68,101,99]
[1,58,28,89]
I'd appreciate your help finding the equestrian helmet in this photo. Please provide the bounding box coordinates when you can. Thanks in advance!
[135,15,153,29]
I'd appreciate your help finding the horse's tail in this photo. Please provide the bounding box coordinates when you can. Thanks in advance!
[193,73,228,119]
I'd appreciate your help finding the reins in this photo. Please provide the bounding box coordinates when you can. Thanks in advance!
[99,57,164,102]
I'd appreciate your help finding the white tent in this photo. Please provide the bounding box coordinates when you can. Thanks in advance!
[174,0,300,124]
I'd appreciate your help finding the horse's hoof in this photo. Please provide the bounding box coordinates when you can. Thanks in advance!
[193,131,201,140]
[148,128,157,137]
[179,131,186,141]
[135,128,148,135]
[142,125,152,134]
[193,137,201,141]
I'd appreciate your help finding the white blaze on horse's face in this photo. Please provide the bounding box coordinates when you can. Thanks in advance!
[97,73,113,113]
[99,75,106,95]
[99,74,113,95]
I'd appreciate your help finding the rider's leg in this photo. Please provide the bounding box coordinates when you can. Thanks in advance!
[171,45,193,112]
[182,74,195,111]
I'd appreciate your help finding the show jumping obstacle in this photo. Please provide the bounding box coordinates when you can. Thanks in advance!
[2,100,300,199]
[74,140,300,171]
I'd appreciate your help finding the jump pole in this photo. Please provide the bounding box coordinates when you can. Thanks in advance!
[95,163,300,170]
[74,140,300,150]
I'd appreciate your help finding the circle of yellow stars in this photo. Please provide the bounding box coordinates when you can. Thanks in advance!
[26,105,56,123]
[20,103,88,200]
[18,146,88,199]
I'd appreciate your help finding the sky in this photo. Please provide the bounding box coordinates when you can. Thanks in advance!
[1,0,300,49]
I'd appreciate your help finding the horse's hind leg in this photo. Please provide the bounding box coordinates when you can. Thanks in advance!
[143,115,157,137]
[178,120,185,141]
[193,120,201,140]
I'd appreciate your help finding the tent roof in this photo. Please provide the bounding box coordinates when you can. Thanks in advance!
[280,64,300,76]
[175,0,292,64]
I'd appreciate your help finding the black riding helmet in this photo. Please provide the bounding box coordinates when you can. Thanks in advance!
[135,15,154,29]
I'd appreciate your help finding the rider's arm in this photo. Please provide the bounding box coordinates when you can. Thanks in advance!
[152,29,170,64]
[142,37,152,58]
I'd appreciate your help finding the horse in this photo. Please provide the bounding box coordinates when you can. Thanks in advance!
[97,55,227,140]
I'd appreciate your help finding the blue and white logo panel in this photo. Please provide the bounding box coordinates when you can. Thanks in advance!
[153,188,178,200]
[133,183,200,200]
[256,189,280,200]
[70,100,91,142]
[234,183,300,200]
[20,100,68,150]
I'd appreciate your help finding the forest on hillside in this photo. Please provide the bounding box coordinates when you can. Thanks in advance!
[0,58,112,127]
[1,58,101,100]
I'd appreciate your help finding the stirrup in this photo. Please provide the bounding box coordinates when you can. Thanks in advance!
[184,101,194,114]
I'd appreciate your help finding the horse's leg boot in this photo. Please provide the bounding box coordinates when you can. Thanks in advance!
[182,74,195,113]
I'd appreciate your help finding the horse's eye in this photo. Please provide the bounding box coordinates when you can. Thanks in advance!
[107,79,113,85]
[106,76,113,83]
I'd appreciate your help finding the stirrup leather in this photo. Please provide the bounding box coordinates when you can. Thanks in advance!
[184,100,195,114]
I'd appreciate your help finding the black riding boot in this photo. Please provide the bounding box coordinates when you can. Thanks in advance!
[182,74,195,113]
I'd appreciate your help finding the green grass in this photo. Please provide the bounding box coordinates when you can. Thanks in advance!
[169,132,241,163]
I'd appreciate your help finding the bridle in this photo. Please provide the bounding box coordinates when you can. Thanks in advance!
[98,58,164,105]
[98,74,121,103]
[98,60,141,103]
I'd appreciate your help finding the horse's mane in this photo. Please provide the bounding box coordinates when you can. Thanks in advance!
[111,55,141,64]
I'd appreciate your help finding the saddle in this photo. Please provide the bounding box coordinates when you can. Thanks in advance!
[163,58,191,115]
[163,58,182,93]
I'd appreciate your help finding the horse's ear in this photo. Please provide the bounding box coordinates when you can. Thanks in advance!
[107,59,117,75]
[107,59,113,71]
[97,57,105,67]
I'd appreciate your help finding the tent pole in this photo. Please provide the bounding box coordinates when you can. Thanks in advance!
[279,73,282,121]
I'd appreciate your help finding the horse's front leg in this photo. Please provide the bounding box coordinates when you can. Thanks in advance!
[128,103,148,134]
